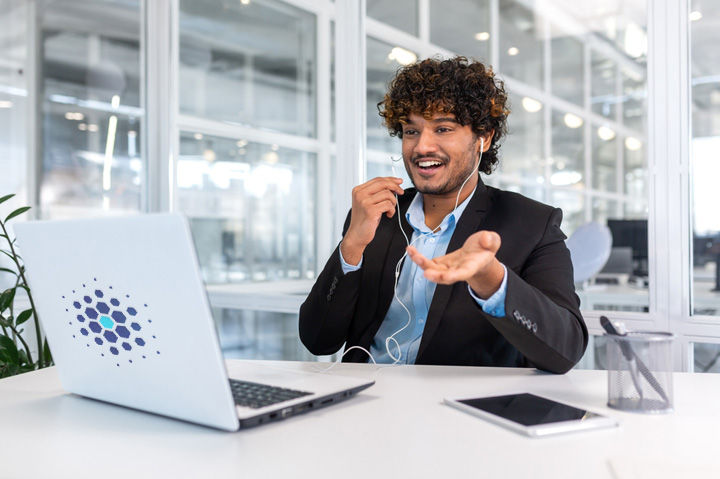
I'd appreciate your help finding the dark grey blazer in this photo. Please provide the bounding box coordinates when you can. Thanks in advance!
[299,180,587,374]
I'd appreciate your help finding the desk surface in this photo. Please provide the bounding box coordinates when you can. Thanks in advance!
[1,361,719,478]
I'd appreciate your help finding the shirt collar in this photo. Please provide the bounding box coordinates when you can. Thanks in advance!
[406,185,478,234]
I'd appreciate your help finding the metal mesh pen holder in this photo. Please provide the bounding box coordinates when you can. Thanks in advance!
[606,331,676,414]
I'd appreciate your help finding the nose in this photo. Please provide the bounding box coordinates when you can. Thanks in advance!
[413,130,438,157]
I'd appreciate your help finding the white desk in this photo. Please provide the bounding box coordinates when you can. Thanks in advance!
[1,361,719,478]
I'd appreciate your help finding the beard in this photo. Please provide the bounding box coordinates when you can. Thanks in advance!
[406,140,479,196]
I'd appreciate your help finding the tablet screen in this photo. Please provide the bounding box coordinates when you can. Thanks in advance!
[458,393,600,427]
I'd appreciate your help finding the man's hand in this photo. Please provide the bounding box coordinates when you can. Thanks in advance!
[341,177,404,265]
[407,230,505,299]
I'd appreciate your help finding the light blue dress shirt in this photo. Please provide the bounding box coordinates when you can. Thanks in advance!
[340,188,508,364]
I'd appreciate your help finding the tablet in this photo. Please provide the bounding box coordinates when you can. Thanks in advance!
[444,393,619,438]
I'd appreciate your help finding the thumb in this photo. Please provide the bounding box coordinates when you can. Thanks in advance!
[477,231,501,254]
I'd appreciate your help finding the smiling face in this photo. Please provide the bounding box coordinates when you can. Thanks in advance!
[401,112,490,199]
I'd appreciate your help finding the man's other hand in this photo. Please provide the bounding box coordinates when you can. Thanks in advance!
[407,230,505,299]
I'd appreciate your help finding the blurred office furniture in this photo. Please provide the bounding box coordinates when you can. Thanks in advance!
[566,221,612,285]
[607,219,649,279]
[594,247,634,286]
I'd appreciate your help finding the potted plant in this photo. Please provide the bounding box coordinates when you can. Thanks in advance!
[0,194,52,377]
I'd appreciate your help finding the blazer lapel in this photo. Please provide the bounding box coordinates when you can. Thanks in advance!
[417,181,490,359]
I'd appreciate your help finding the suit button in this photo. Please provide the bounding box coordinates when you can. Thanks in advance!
[532,323,538,333]
[332,277,339,285]
[327,294,332,301]
[513,310,522,320]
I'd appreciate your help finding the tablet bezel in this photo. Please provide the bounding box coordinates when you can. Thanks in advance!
[444,392,619,438]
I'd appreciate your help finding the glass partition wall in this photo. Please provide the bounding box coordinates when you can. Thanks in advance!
[5,0,718,370]
[689,0,720,371]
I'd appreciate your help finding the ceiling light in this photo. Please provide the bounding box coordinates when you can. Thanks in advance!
[64,112,84,120]
[625,137,642,151]
[550,170,582,186]
[521,97,542,113]
[690,11,703,21]
[194,133,204,140]
[388,47,417,66]
[203,149,216,162]
[111,95,120,108]
[474,32,490,41]
[507,47,519,56]
[0,100,14,108]
[597,126,616,141]
[563,113,583,129]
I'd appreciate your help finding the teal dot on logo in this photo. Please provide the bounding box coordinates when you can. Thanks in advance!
[99,315,115,330]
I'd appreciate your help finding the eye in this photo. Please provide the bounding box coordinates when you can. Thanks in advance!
[403,128,418,136]
[436,127,452,133]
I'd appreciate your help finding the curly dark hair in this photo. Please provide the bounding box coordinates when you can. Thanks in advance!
[378,56,510,174]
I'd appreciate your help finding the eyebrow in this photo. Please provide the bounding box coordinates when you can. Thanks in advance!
[404,117,459,126]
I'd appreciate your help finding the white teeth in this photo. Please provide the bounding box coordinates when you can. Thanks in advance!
[418,160,442,168]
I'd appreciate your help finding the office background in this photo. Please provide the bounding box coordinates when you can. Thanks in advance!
[0,0,718,373]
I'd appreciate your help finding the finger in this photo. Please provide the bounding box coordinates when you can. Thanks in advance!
[407,246,439,270]
[360,191,398,214]
[355,177,404,197]
[423,264,475,284]
[477,231,501,253]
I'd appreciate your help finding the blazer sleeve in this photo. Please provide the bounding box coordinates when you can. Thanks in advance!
[482,208,587,374]
[298,214,360,355]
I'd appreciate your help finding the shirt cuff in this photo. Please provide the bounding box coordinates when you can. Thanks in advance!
[468,264,508,318]
[339,245,363,275]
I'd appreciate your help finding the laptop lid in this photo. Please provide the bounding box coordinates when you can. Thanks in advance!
[14,214,250,431]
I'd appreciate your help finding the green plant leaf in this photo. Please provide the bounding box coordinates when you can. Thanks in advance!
[15,309,33,326]
[0,194,14,206]
[0,250,14,261]
[43,339,53,367]
[18,349,29,366]
[0,267,17,276]
[0,288,16,312]
[5,206,31,223]
[0,335,19,364]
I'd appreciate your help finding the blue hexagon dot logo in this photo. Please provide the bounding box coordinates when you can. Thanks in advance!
[96,302,110,314]
[115,325,130,338]
[111,311,126,324]
[67,282,155,365]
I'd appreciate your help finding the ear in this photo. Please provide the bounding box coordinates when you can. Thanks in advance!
[479,130,494,152]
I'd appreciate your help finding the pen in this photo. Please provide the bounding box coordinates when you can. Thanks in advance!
[600,316,670,405]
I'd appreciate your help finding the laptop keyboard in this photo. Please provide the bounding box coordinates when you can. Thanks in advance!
[229,379,312,409]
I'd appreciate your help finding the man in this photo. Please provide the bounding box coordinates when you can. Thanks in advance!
[299,56,587,374]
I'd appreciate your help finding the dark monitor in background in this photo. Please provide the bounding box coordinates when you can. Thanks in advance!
[607,219,648,278]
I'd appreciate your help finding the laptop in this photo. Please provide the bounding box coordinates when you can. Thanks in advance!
[15,213,373,431]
